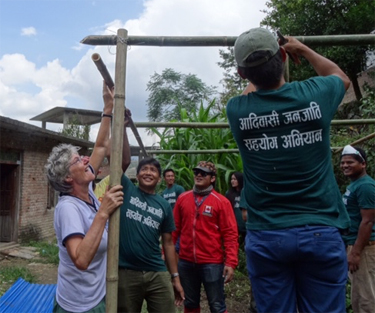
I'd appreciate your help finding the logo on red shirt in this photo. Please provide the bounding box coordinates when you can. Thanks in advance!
[202,205,213,217]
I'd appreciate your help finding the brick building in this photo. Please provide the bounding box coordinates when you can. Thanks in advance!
[1,110,148,244]
[0,115,93,243]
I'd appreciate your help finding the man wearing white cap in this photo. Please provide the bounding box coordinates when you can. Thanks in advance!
[226,27,351,313]
[341,145,375,313]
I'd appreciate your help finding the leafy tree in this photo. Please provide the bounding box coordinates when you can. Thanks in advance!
[331,81,375,193]
[217,47,248,109]
[146,68,216,122]
[261,0,375,100]
[60,114,91,141]
[151,100,242,195]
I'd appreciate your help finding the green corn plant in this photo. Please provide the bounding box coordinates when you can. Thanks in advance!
[151,100,242,195]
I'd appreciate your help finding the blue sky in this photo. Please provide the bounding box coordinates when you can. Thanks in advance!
[0,0,268,145]
[1,1,144,68]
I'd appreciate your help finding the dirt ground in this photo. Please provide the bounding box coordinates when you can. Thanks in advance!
[0,253,250,313]
[0,254,58,287]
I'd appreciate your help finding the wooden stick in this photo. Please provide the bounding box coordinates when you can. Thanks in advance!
[81,34,375,47]
[128,119,148,156]
[105,28,127,313]
[92,53,114,89]
[130,119,375,129]
[91,53,148,156]
[333,131,375,154]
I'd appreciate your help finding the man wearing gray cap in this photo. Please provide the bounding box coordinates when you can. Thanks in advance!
[226,27,351,313]
[340,145,375,313]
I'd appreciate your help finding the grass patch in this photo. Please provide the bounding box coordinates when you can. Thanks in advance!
[0,266,35,297]
[25,240,59,265]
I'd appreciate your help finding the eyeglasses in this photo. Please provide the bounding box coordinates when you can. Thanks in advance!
[193,169,212,177]
[69,156,83,167]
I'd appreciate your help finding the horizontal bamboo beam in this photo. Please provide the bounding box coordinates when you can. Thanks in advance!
[146,147,347,155]
[147,149,240,154]
[333,131,375,154]
[134,119,375,129]
[81,34,375,47]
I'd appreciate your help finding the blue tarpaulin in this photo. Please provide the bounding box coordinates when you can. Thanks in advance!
[0,278,56,313]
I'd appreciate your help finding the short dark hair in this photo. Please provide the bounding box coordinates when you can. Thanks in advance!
[238,50,284,89]
[163,168,175,177]
[137,157,162,176]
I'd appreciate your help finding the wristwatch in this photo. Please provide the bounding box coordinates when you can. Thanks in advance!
[171,273,179,279]
[101,113,112,119]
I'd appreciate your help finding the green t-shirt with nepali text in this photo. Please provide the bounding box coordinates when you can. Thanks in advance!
[119,175,175,271]
[342,175,375,245]
[161,184,185,209]
[227,76,350,231]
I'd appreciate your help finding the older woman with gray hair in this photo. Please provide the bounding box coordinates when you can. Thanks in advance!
[46,82,124,313]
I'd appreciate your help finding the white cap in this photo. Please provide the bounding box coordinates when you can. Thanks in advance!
[341,145,365,162]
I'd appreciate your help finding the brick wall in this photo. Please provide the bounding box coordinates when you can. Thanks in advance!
[19,149,55,242]
[1,126,89,243]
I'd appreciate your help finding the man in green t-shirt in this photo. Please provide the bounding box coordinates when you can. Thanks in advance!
[226,27,351,313]
[117,119,184,313]
[161,169,185,210]
[340,145,375,313]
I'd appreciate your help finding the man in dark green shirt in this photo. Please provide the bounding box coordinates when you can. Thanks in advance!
[340,145,375,313]
[227,27,351,313]
[118,119,184,313]
[161,169,185,210]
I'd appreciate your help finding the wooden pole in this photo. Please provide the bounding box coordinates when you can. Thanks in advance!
[146,147,349,155]
[92,53,115,88]
[106,28,127,313]
[91,53,148,157]
[129,119,375,129]
[81,34,375,47]
[147,148,240,154]
[333,131,375,155]
[128,119,148,156]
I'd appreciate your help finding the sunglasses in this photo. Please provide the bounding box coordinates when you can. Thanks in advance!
[193,169,212,177]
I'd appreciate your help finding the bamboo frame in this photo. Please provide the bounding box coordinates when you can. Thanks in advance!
[91,53,148,157]
[146,147,355,155]
[333,131,375,154]
[81,30,375,313]
[132,119,375,128]
[106,29,127,313]
[81,34,375,47]
[92,53,115,88]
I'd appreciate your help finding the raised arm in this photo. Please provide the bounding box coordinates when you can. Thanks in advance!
[90,82,114,174]
[122,109,131,172]
[283,37,351,90]
[241,82,257,95]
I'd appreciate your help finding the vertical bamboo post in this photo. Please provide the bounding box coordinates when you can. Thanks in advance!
[106,28,128,313]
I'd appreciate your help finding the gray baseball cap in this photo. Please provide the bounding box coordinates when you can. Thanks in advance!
[234,27,279,68]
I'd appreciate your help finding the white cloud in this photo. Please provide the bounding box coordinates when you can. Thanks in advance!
[21,27,37,36]
[72,43,85,51]
[1,0,268,145]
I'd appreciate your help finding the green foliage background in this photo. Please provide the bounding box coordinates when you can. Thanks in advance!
[261,0,375,100]
[60,114,91,141]
[146,68,216,122]
[152,82,375,196]
[151,100,242,194]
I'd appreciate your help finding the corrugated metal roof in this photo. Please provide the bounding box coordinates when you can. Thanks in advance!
[0,278,56,313]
